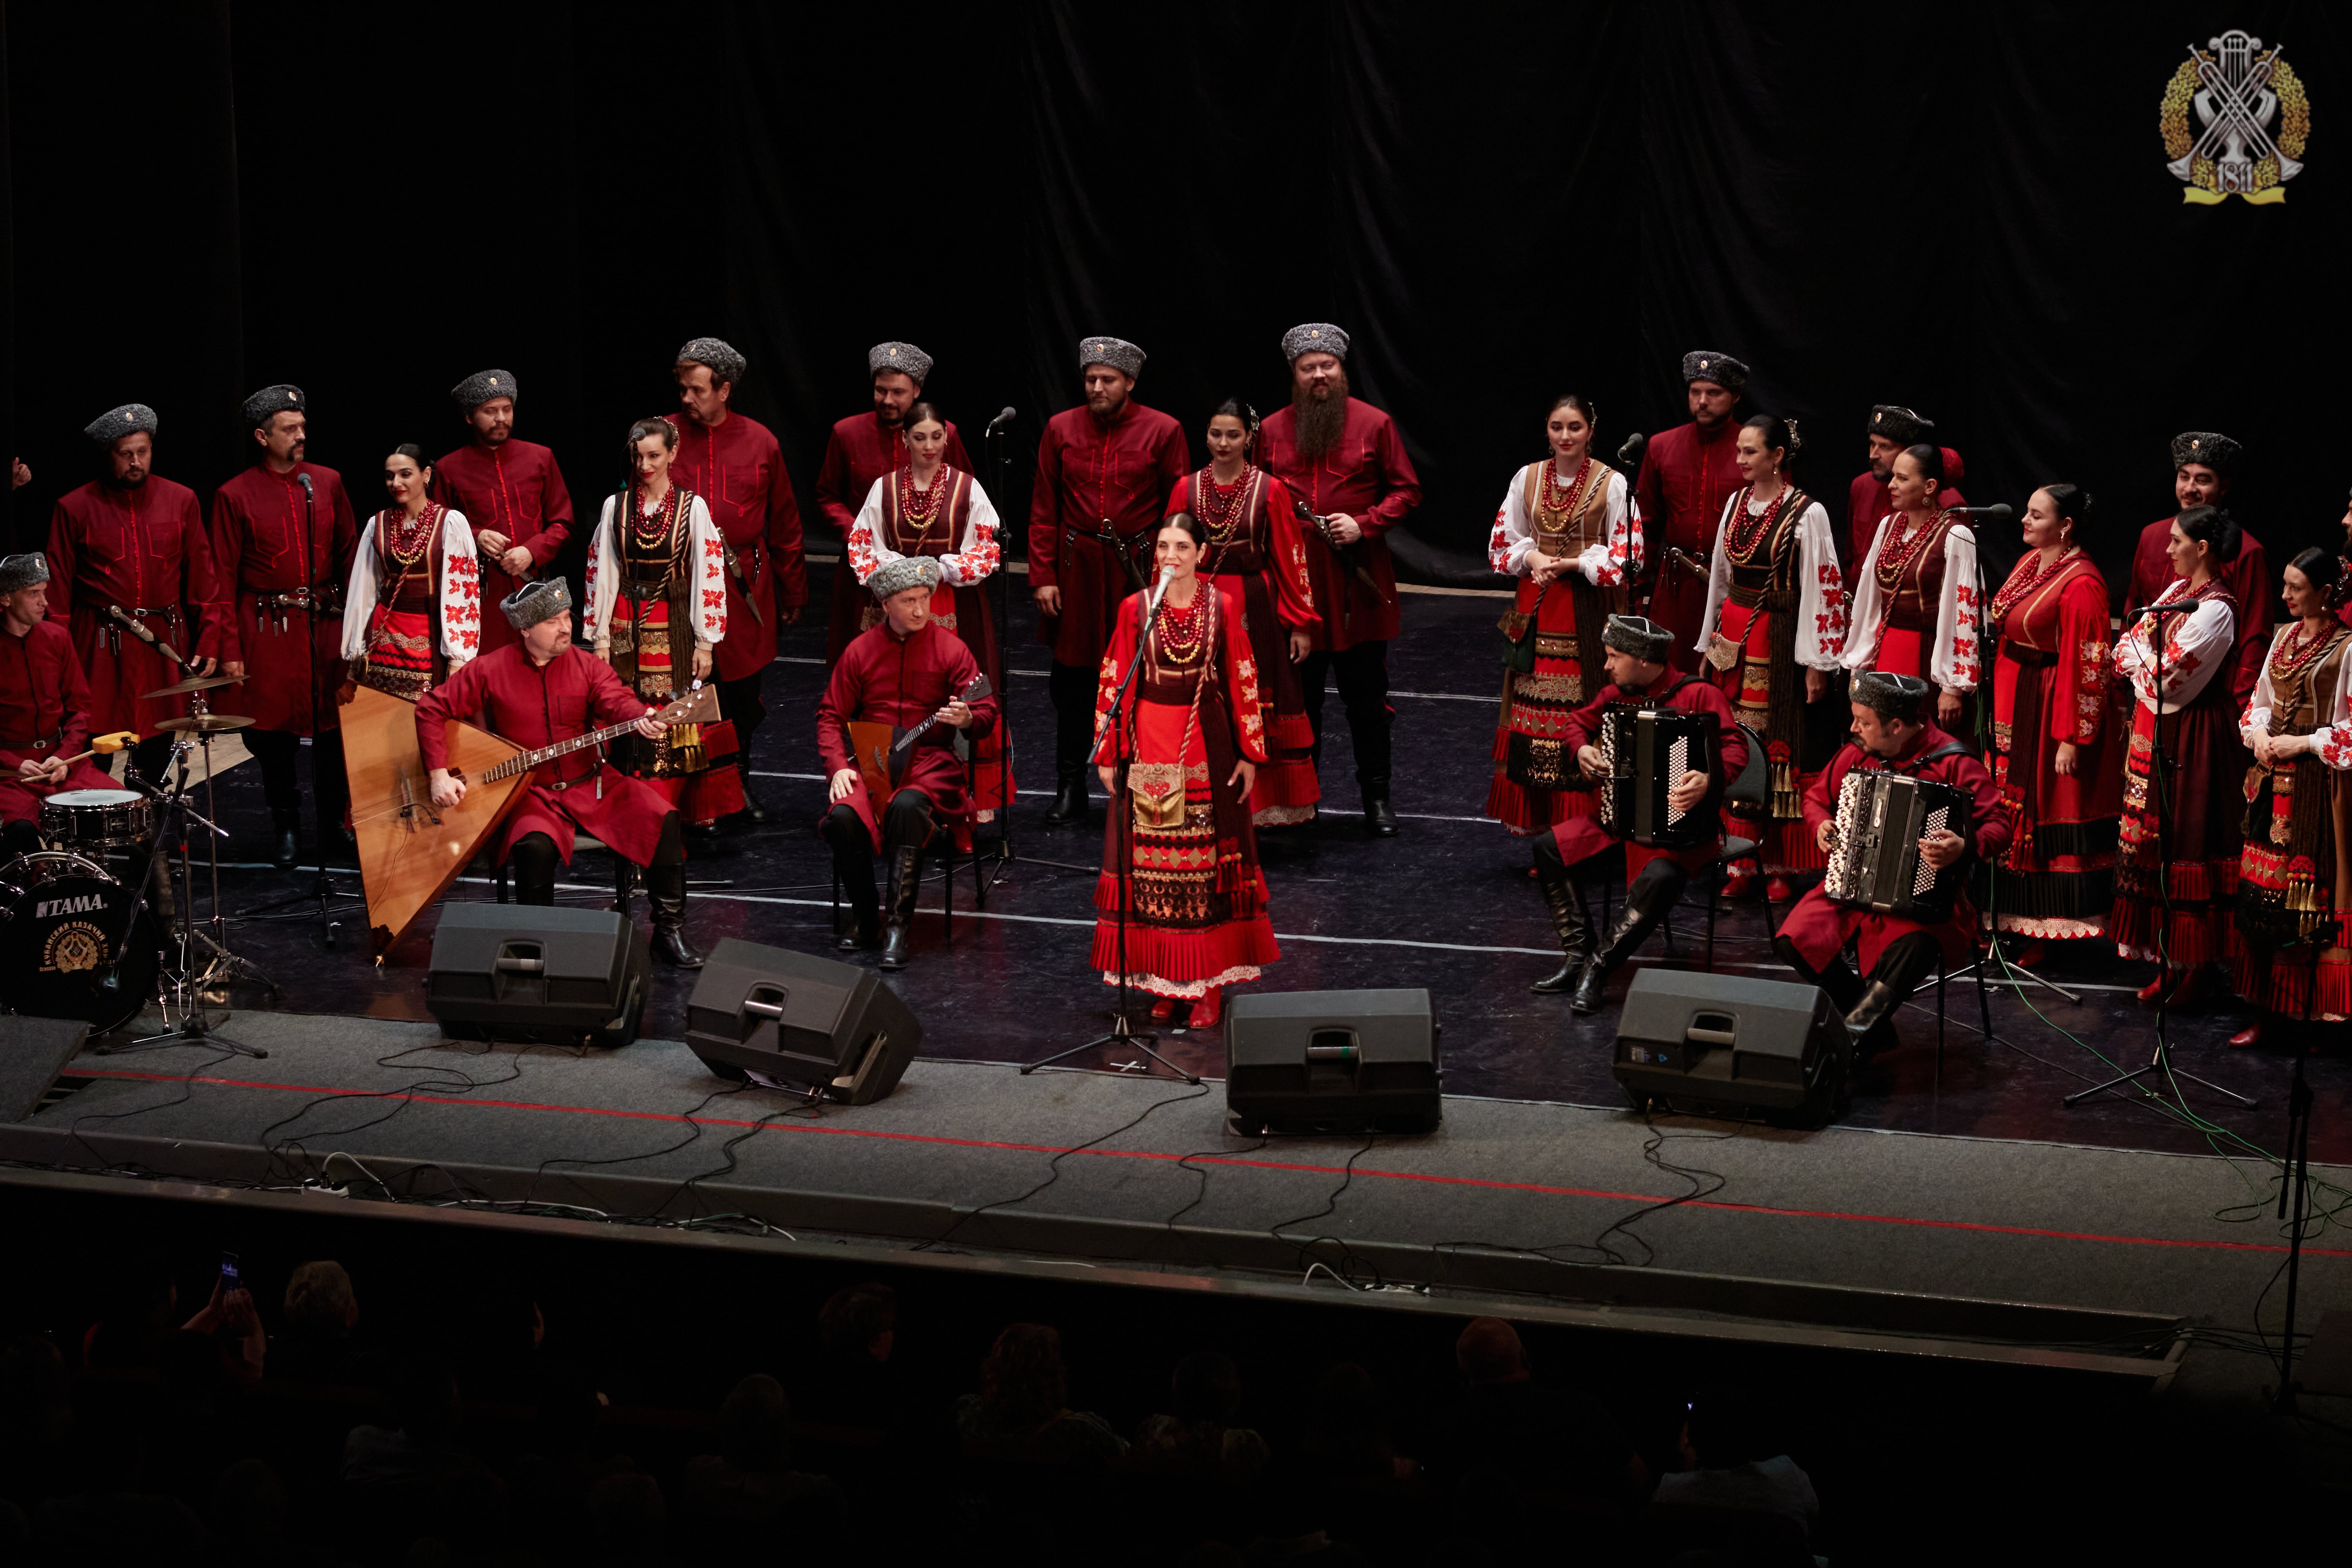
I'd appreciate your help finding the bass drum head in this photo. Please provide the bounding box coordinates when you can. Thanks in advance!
[0,854,158,1036]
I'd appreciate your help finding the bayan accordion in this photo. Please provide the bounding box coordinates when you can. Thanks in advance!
[1593,704,1715,848]
[1822,767,1972,922]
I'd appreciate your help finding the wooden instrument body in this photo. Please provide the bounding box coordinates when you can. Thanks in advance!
[341,685,531,954]
[845,675,991,807]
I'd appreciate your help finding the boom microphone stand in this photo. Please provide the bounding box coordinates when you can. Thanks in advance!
[1023,571,1197,1082]
[2066,597,2252,1109]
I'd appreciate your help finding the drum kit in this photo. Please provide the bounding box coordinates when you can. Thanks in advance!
[0,668,274,1054]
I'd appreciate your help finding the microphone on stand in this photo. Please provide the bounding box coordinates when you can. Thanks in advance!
[987,407,1017,434]
[296,473,314,499]
[1616,431,1647,470]
[1956,503,2013,519]
[1144,563,1177,623]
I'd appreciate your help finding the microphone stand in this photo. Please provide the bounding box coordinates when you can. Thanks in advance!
[1022,581,1197,1082]
[2065,595,2251,1109]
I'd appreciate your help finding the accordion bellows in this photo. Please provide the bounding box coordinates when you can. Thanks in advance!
[1823,768,1972,923]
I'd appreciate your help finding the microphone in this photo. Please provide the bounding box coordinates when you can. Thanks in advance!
[987,407,1017,434]
[1956,503,2012,519]
[1144,563,1177,622]
[1616,431,1647,469]
[296,473,314,497]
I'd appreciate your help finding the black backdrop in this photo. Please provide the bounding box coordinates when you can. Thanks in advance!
[4,0,2343,595]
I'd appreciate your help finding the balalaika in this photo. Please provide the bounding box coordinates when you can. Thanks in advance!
[1822,761,1973,922]
[1593,702,1715,848]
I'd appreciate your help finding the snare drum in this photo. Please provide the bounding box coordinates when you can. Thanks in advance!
[0,851,158,1033]
[38,788,152,851]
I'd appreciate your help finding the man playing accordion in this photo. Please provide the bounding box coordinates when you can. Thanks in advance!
[1534,614,1747,1013]
[1774,670,2010,1057]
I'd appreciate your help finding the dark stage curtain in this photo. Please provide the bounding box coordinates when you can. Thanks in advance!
[5,1,2345,590]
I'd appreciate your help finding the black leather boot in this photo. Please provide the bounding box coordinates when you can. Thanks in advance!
[1572,860,1689,1014]
[647,858,703,968]
[880,845,923,970]
[1046,767,1088,825]
[1841,935,1938,1060]
[612,857,636,915]
[270,808,300,870]
[836,865,882,951]
[1360,779,1399,837]
[1530,852,1594,995]
[740,788,772,826]
[1772,935,1866,1015]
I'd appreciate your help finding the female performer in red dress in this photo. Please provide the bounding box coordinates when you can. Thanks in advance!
[1168,396,1319,825]
[2229,548,2352,1047]
[340,445,481,701]
[1691,414,1843,901]
[844,403,1013,817]
[1484,394,1638,835]
[1985,484,2119,955]
[1841,445,1980,730]
[1090,514,1276,1031]
[2110,505,2245,1009]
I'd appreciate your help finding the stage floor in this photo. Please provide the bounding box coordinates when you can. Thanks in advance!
[148,559,2347,1173]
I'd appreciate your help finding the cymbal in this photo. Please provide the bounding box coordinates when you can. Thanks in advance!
[155,714,255,734]
[142,672,244,699]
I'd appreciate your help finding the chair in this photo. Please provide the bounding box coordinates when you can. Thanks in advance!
[828,824,988,948]
[1594,721,1772,974]
[1931,934,1996,1095]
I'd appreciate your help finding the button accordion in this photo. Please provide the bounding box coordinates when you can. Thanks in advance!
[1593,705,1715,848]
[1822,768,1972,922]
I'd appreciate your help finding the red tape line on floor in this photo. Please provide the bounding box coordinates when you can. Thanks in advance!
[71,1066,2352,1259]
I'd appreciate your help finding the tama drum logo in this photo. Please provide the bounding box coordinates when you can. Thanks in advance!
[42,921,107,975]
[2161,30,2310,203]
[35,893,106,918]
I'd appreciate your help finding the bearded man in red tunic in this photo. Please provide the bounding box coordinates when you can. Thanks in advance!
[2120,432,2272,710]
[45,403,230,788]
[1027,335,1189,826]
[1634,351,1748,659]
[1847,405,1966,572]
[818,556,998,970]
[0,554,123,858]
[1254,323,1422,835]
[209,384,359,867]
[432,369,575,658]
[417,577,703,967]
[817,341,976,664]
[665,337,807,827]
[1774,672,2011,1058]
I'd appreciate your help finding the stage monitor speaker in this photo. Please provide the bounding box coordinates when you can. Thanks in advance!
[0,1016,91,1122]
[1613,968,1848,1123]
[684,938,920,1105]
[426,905,650,1049]
[1225,989,1440,1134]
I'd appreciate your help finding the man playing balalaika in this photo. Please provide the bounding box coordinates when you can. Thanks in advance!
[1534,615,1747,1013]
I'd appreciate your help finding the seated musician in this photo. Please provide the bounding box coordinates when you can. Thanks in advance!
[1774,670,2011,1056]
[416,578,704,967]
[0,552,121,858]
[818,556,998,970]
[1535,613,1747,1013]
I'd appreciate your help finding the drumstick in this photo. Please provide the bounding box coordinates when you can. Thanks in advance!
[50,731,140,767]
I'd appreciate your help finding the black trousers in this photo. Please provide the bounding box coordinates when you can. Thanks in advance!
[717,670,767,784]
[1298,639,1393,786]
[243,728,350,826]
[1049,660,1099,775]
[820,791,937,911]
[509,815,684,907]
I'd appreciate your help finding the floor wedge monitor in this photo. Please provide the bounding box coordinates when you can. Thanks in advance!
[426,905,651,1049]
[685,938,920,1105]
[1225,988,1440,1134]
[1613,968,1848,1123]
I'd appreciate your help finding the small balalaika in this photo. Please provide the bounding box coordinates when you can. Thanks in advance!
[1822,755,1973,922]
[1593,701,1715,848]
[848,675,993,804]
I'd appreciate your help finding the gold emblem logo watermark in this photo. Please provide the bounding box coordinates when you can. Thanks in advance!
[2160,29,2309,203]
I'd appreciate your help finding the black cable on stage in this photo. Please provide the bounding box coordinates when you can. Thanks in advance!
[1266,1136,1385,1290]
[1161,1135,1269,1231]
[1587,1107,1732,1268]
[514,1079,762,1213]
[257,1037,535,1188]
[67,1044,242,1179]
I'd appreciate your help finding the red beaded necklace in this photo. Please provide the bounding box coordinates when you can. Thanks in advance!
[1724,483,1793,564]
[1194,469,1251,548]
[1154,592,1209,665]
[1875,508,1945,592]
[632,484,684,552]
[1989,544,2079,633]
[2272,617,2349,681]
[893,464,949,549]
[383,503,440,570]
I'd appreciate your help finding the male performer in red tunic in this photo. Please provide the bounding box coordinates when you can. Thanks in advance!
[1530,615,1749,1013]
[817,342,977,664]
[418,577,702,966]
[1774,671,2011,1056]
[1255,323,1422,835]
[209,384,360,867]
[0,554,123,857]
[45,404,229,788]
[818,556,998,969]
[432,369,575,659]
[667,336,806,825]
[2120,432,2272,706]
[1028,335,1189,825]
[1634,351,1748,659]
[1847,405,1966,572]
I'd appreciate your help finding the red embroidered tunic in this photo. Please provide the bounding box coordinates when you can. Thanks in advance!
[1550,667,1749,883]
[0,618,116,825]
[1255,397,1421,651]
[1632,420,1744,656]
[816,619,1000,852]
[1027,399,1190,668]
[208,460,360,735]
[45,475,231,737]
[2121,515,2273,707]
[664,410,807,681]
[430,438,573,656]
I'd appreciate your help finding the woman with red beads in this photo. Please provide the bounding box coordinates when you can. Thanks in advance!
[2229,547,2352,1049]
[1691,414,1843,902]
[340,444,481,702]
[1090,514,1277,1032]
[1167,396,1320,825]
[1841,443,1980,730]
[2110,505,2246,1009]
[844,401,1013,817]
[1484,394,1639,835]
[1985,483,2120,957]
